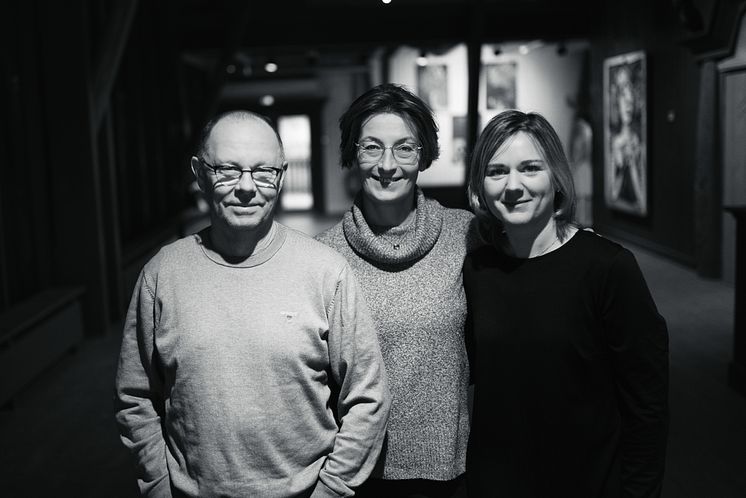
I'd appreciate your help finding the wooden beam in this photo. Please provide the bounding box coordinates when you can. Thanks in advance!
[39,0,111,337]
[93,0,139,131]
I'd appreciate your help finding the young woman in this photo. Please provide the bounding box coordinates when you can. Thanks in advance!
[316,83,479,498]
[464,110,669,498]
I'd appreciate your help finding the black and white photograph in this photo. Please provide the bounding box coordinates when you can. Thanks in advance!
[604,50,647,215]
[484,62,517,111]
[2,2,746,498]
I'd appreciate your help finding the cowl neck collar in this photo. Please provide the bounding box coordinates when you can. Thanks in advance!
[342,188,443,265]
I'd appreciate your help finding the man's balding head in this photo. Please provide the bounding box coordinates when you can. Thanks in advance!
[196,110,285,163]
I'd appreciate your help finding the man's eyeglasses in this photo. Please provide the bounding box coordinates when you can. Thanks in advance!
[355,141,422,165]
[198,158,284,189]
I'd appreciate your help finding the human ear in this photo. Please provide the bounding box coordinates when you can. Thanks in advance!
[191,156,207,192]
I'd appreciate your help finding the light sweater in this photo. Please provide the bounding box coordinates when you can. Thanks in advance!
[115,223,391,498]
[315,189,480,480]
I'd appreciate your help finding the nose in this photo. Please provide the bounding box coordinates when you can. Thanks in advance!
[234,171,258,196]
[504,170,523,202]
[377,148,397,173]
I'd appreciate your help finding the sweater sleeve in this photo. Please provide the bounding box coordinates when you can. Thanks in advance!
[600,249,669,498]
[315,264,391,497]
[114,270,172,498]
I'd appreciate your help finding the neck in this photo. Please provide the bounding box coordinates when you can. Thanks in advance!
[502,216,559,259]
[361,190,416,229]
[210,219,275,259]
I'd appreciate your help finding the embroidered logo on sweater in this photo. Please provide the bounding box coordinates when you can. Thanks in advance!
[280,311,298,322]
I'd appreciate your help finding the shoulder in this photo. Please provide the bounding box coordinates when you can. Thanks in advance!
[425,198,484,250]
[572,229,626,260]
[141,234,200,276]
[568,230,645,281]
[464,243,499,271]
[313,219,346,250]
[282,223,349,268]
[440,205,475,225]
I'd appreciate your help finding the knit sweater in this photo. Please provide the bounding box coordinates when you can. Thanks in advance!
[115,223,391,498]
[315,189,480,480]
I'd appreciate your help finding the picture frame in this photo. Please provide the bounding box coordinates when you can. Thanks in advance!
[603,51,647,216]
[484,62,517,111]
[417,64,448,109]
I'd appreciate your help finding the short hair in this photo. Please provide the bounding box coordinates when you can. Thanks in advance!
[467,110,577,241]
[195,110,285,163]
[339,83,439,170]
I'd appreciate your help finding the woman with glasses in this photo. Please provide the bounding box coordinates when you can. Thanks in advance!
[316,83,478,498]
[463,110,668,497]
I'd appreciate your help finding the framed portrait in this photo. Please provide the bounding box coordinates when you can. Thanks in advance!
[603,51,647,216]
[484,62,517,111]
[452,116,467,166]
[417,64,448,109]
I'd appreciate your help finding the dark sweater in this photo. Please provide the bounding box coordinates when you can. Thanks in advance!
[463,229,668,498]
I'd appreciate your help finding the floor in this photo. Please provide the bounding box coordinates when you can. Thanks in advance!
[1,214,745,497]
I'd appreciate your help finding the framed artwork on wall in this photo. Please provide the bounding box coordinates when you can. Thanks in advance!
[603,50,647,216]
[484,62,517,111]
[417,64,448,109]
[452,116,467,167]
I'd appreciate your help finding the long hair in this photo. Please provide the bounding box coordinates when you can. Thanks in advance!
[468,110,576,242]
[338,83,439,170]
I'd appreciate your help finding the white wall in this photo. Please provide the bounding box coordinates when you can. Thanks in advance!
[387,41,588,186]
[389,45,469,187]
[319,69,368,214]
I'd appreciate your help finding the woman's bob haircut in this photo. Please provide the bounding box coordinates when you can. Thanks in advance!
[467,110,577,241]
[338,83,440,171]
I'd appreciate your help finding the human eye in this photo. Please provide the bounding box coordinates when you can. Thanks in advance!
[521,162,545,174]
[395,143,417,154]
[360,142,383,152]
[252,167,278,182]
[485,165,508,177]
[215,165,242,178]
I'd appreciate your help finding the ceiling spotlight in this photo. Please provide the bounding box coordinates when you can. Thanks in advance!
[519,40,544,56]
[264,61,278,73]
[226,64,236,74]
[416,50,428,67]
[260,95,275,107]
[382,0,392,4]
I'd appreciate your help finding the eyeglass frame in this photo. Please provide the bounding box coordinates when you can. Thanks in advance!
[196,157,286,189]
[354,141,423,165]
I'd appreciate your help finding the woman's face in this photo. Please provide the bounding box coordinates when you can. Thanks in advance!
[616,68,634,125]
[482,131,555,230]
[355,113,421,207]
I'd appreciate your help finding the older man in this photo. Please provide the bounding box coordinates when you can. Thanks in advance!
[115,111,390,498]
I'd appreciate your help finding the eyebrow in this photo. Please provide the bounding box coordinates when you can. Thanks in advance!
[487,159,544,167]
[359,136,417,144]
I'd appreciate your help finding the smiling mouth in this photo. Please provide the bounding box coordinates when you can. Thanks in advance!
[372,176,400,187]
[228,204,261,209]
[502,200,530,208]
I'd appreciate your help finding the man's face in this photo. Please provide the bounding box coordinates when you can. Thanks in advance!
[194,118,285,232]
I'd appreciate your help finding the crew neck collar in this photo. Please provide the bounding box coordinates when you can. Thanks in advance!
[197,222,287,268]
